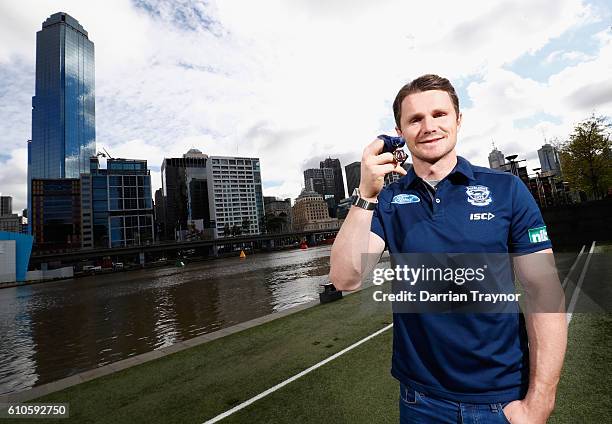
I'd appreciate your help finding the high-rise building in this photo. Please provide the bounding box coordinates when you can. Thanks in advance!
[160,149,212,240]
[161,151,264,239]
[80,157,154,249]
[209,155,264,238]
[31,179,81,250]
[345,162,361,196]
[154,188,166,240]
[538,143,561,175]
[29,12,95,232]
[488,146,506,169]
[0,196,12,215]
[320,158,346,202]
[304,168,335,199]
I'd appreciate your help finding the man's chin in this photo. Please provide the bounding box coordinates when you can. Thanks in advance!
[412,150,453,164]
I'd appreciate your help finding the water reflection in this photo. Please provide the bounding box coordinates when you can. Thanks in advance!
[0,246,333,394]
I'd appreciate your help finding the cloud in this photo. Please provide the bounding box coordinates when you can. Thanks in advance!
[0,0,610,212]
[545,49,595,62]
[566,79,612,109]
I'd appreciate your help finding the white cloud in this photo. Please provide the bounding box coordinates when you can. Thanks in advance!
[0,0,610,212]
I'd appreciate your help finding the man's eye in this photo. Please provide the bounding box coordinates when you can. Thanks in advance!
[434,112,446,118]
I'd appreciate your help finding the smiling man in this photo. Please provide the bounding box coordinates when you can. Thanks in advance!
[330,74,567,423]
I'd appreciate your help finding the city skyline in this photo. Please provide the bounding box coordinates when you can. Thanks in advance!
[1,0,611,212]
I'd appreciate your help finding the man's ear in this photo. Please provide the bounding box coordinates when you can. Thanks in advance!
[395,126,402,136]
[456,112,462,130]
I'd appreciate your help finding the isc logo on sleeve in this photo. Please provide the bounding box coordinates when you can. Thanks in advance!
[470,212,495,221]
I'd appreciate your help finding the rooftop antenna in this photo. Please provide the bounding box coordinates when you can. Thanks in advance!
[103,147,113,159]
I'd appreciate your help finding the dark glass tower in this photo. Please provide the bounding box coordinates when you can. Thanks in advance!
[29,12,95,231]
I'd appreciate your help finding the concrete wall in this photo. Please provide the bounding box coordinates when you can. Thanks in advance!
[0,240,16,283]
[26,266,74,282]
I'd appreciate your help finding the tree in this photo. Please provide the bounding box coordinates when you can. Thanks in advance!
[223,223,231,237]
[559,114,612,200]
[241,218,251,233]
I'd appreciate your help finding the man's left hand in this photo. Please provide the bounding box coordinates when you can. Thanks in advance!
[502,399,554,424]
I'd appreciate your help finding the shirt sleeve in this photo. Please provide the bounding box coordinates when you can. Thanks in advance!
[509,176,552,254]
[370,201,387,249]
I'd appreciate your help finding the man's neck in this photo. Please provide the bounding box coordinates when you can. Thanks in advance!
[412,151,458,181]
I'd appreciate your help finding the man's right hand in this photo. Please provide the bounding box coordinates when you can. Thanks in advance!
[358,138,408,201]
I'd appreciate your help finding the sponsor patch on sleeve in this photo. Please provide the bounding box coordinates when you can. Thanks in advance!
[528,226,549,243]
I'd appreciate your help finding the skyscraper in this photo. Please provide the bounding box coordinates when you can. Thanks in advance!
[345,162,361,196]
[29,12,95,230]
[0,196,12,216]
[488,146,506,169]
[320,158,346,202]
[538,143,561,175]
[304,168,335,199]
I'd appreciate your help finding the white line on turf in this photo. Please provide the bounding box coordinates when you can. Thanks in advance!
[561,245,585,289]
[202,323,394,424]
[567,241,596,324]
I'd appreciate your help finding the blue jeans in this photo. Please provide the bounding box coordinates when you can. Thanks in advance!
[399,383,512,423]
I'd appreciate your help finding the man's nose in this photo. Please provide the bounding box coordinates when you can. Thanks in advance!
[422,115,437,134]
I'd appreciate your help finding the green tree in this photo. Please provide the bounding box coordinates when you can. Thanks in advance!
[559,114,611,200]
[241,218,251,233]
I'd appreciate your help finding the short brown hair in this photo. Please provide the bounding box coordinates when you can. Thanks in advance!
[393,74,460,129]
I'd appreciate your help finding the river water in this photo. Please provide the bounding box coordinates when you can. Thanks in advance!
[0,246,334,395]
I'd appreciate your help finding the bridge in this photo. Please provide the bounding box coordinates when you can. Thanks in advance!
[29,229,339,268]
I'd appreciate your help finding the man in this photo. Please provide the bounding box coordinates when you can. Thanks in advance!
[329,74,567,423]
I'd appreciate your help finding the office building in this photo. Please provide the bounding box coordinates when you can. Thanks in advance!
[160,149,212,240]
[292,189,340,232]
[154,188,166,240]
[345,162,361,196]
[31,179,81,250]
[0,196,12,215]
[81,157,153,249]
[0,215,20,233]
[161,151,265,239]
[538,143,561,175]
[209,155,264,238]
[488,146,506,169]
[304,167,335,200]
[29,12,95,233]
[263,197,292,233]
[320,157,346,202]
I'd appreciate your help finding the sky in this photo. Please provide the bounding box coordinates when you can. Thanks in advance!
[0,0,611,212]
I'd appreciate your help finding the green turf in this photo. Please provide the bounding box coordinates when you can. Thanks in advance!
[549,313,612,423]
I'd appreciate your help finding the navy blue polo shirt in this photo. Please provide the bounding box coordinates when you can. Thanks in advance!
[371,156,552,403]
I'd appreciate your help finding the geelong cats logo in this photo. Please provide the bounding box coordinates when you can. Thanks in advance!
[466,185,492,206]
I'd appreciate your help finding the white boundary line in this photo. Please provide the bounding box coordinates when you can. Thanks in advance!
[566,241,596,324]
[561,245,585,289]
[202,323,394,424]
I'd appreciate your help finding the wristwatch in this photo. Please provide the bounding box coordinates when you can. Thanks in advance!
[351,188,377,210]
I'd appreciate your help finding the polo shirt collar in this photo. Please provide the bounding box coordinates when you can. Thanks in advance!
[400,155,476,189]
